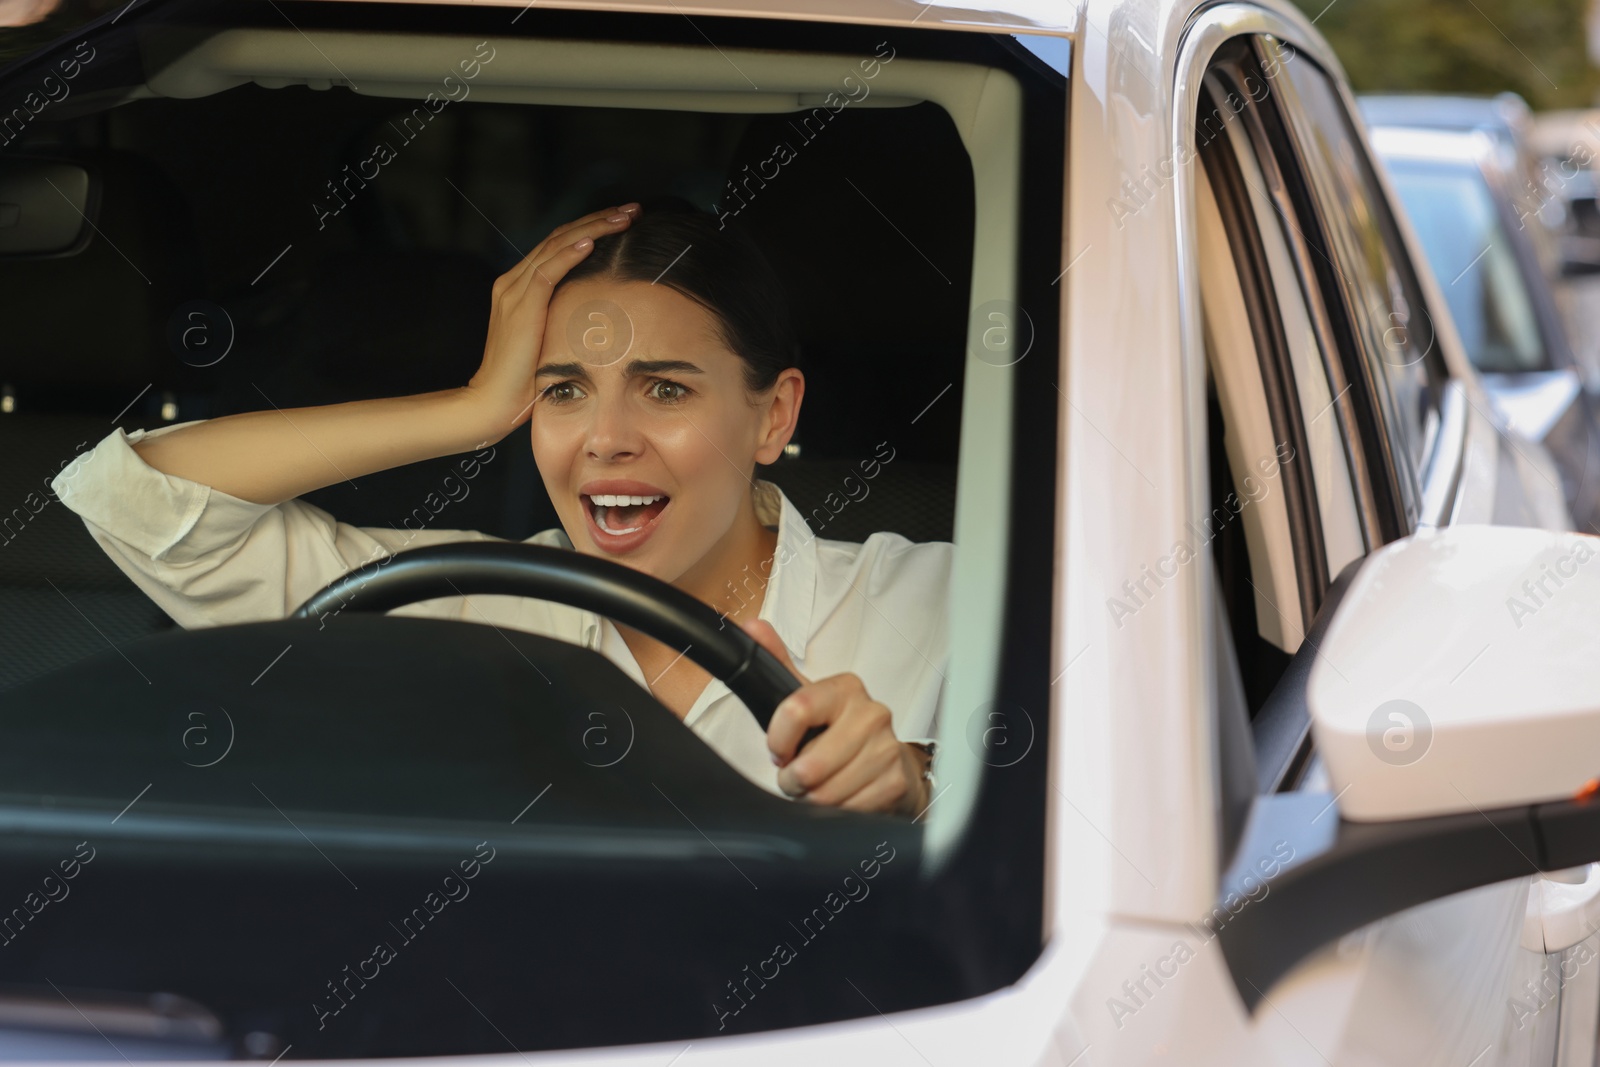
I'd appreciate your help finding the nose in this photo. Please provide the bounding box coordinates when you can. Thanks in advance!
[583,387,645,463]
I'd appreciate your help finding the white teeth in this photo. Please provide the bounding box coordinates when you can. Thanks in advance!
[589,494,662,507]
[586,492,666,537]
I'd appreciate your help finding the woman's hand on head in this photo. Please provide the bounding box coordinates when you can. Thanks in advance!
[742,618,931,818]
[460,203,640,439]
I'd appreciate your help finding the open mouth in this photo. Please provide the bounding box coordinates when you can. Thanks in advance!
[583,493,671,542]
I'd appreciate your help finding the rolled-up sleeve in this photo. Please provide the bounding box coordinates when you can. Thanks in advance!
[50,421,500,629]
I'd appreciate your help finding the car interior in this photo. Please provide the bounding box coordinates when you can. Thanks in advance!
[0,53,975,694]
[0,8,1063,1057]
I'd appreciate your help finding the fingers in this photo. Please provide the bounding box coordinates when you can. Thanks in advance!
[791,723,905,808]
[496,211,632,331]
[743,618,907,810]
[545,201,640,246]
[836,756,915,813]
[514,231,602,299]
[499,203,640,294]
[837,744,924,814]
[768,671,863,769]
[510,211,632,297]
[743,622,919,816]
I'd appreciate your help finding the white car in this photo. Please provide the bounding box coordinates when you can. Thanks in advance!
[0,0,1589,1065]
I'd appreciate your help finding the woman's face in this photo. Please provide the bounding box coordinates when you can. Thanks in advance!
[531,276,800,584]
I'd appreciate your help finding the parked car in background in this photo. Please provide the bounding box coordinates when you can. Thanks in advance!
[1361,92,1559,228]
[1530,107,1600,389]
[1531,108,1600,245]
[1360,94,1593,341]
[1365,117,1600,533]
[0,2,1592,1065]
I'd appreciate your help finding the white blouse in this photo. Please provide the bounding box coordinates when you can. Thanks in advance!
[50,421,952,798]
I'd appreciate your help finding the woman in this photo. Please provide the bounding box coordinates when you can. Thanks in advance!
[50,199,950,816]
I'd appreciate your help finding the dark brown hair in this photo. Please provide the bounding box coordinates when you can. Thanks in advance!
[556,196,800,393]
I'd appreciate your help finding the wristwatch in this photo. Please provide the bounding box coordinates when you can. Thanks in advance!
[909,741,937,809]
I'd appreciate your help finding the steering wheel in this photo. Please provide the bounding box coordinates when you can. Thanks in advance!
[291,542,824,751]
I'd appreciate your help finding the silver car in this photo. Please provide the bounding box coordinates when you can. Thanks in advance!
[1367,117,1600,534]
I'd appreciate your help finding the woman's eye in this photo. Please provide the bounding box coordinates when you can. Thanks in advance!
[647,379,691,404]
[541,382,583,404]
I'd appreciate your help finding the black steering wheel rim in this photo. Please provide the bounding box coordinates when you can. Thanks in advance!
[291,542,808,737]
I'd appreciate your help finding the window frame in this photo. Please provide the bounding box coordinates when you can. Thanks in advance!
[1187,26,1480,807]
[1195,55,1335,636]
[1175,11,1452,882]
[1245,53,1390,544]
[1261,37,1459,541]
[1186,42,1372,861]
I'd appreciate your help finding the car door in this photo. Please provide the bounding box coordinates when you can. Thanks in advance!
[1183,18,1577,1066]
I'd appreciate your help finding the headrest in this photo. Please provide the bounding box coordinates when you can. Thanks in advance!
[717,101,974,464]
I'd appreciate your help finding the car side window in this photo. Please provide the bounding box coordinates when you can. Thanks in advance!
[1195,156,1303,695]
[1264,37,1450,538]
[1189,47,1373,722]
[1206,74,1366,582]
[1188,38,1404,808]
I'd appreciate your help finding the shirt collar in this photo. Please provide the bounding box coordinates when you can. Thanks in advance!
[751,477,816,663]
[572,478,817,661]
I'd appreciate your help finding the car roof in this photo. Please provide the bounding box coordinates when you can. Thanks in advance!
[1358,91,1532,134]
[1531,108,1600,158]
[331,0,1077,35]
[1366,124,1497,167]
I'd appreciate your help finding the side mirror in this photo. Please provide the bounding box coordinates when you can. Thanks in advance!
[1479,368,1581,443]
[1311,524,1599,820]
[1216,525,1600,1009]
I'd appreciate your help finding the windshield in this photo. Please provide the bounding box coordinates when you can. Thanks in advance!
[1382,157,1550,373]
[0,3,1065,1057]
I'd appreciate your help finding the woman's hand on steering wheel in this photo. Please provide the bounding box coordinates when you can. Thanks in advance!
[461,203,641,438]
[742,618,932,817]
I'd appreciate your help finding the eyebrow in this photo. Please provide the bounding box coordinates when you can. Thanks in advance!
[535,358,707,380]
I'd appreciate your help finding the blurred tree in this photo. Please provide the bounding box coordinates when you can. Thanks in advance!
[1292,0,1600,109]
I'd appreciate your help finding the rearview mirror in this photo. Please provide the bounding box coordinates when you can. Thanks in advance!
[1309,524,1600,820]
[0,158,97,258]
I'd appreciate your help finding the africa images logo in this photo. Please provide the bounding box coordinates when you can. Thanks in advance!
[1366,699,1431,767]
[1505,539,1596,629]
[711,840,897,1030]
[312,841,495,1031]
